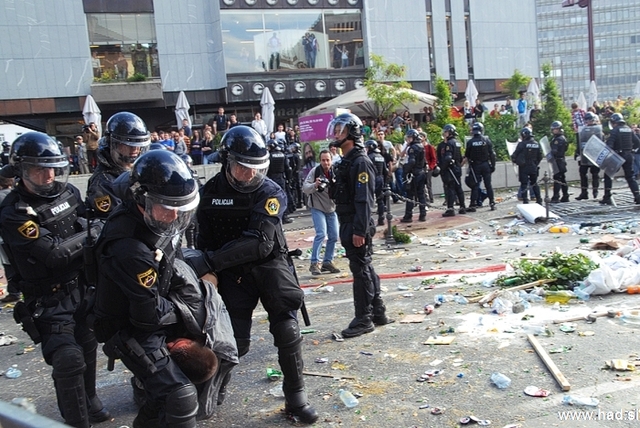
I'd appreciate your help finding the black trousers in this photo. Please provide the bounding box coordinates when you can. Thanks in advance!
[470,161,494,205]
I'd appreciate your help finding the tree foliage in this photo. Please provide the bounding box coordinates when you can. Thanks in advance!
[364,54,418,118]
[501,69,530,99]
[421,76,467,147]
[483,114,520,161]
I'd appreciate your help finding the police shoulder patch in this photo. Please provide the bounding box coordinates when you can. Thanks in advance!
[264,197,280,216]
[18,220,39,239]
[94,195,112,213]
[137,268,157,288]
[357,172,369,184]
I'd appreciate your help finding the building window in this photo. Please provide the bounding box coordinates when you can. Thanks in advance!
[221,9,363,74]
[86,13,159,81]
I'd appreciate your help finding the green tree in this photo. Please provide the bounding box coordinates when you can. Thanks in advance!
[483,114,520,161]
[531,63,574,153]
[422,76,467,146]
[364,54,418,118]
[502,69,530,99]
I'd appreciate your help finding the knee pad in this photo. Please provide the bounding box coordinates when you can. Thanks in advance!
[270,319,302,349]
[52,346,86,379]
[164,384,198,427]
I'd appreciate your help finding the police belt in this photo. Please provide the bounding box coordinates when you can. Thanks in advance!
[20,277,79,298]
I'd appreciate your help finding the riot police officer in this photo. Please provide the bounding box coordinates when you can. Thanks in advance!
[288,142,303,209]
[365,140,390,225]
[0,132,109,428]
[511,127,543,204]
[93,150,202,427]
[576,111,603,200]
[267,139,293,223]
[0,141,10,166]
[399,130,427,222]
[437,124,467,217]
[464,122,497,211]
[600,113,640,205]
[327,113,394,338]
[190,125,318,424]
[86,112,150,218]
[549,121,569,203]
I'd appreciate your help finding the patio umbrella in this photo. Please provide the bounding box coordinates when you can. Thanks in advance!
[261,87,275,135]
[587,80,598,107]
[175,91,191,129]
[526,78,540,106]
[576,92,587,111]
[82,95,101,135]
[465,79,479,106]
[634,81,640,100]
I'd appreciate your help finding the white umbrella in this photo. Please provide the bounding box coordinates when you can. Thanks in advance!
[82,95,101,135]
[587,80,598,107]
[465,79,479,106]
[261,87,275,135]
[576,92,587,111]
[634,81,640,100]
[175,91,191,129]
[526,78,540,106]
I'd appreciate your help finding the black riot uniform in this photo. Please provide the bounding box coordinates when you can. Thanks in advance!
[399,130,427,222]
[576,112,603,200]
[93,150,203,427]
[511,128,543,204]
[327,113,394,339]
[0,132,109,428]
[464,122,497,211]
[549,121,569,203]
[0,142,10,166]
[437,124,467,217]
[366,140,390,225]
[601,113,640,204]
[191,126,318,425]
[288,143,303,209]
[86,112,150,218]
[267,140,293,222]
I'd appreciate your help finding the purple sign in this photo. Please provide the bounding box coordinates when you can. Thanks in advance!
[299,113,334,143]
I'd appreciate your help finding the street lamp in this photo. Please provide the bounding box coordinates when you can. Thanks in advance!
[561,0,595,82]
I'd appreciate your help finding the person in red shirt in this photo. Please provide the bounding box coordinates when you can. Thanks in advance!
[421,131,437,203]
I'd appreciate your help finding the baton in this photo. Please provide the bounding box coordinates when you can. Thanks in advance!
[287,249,311,326]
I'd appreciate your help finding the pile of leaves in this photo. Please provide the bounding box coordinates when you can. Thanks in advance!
[496,252,598,290]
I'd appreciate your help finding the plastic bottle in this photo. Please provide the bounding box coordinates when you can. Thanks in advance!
[453,295,468,304]
[562,395,599,407]
[549,226,570,233]
[545,290,575,304]
[338,389,359,408]
[490,372,511,389]
[574,287,590,301]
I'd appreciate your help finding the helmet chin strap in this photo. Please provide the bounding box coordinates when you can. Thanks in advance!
[330,137,347,148]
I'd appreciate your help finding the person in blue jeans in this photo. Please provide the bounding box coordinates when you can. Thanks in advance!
[302,149,340,276]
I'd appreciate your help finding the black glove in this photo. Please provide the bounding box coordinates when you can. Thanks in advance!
[182,248,214,278]
[490,164,496,173]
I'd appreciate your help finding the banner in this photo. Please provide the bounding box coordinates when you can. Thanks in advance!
[299,113,333,143]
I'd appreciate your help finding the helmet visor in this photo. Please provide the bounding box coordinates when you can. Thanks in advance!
[21,160,69,197]
[111,140,149,170]
[326,119,350,144]
[225,157,268,193]
[143,191,200,237]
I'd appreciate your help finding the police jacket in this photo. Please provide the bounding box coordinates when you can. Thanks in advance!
[86,146,126,218]
[93,200,178,342]
[0,182,96,296]
[267,149,290,180]
[368,149,389,179]
[465,135,496,166]
[403,142,426,177]
[330,145,375,237]
[511,137,543,168]
[437,138,460,170]
[606,124,640,153]
[578,124,604,167]
[550,134,568,160]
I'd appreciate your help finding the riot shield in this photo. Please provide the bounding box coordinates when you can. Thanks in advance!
[582,135,624,178]
[539,136,559,175]
[506,140,519,174]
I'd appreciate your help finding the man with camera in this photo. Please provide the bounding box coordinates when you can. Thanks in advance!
[83,122,100,172]
[302,149,340,276]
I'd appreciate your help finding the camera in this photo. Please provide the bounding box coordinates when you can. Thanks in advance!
[82,124,90,132]
[317,176,329,192]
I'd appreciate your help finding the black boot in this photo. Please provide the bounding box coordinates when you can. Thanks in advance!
[55,375,90,428]
[442,209,455,217]
[575,191,588,200]
[560,194,570,202]
[341,315,375,338]
[133,401,161,428]
[272,321,318,425]
[599,192,612,205]
[82,344,111,423]
[87,395,110,423]
[372,297,395,326]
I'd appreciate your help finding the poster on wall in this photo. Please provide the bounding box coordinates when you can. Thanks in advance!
[299,113,334,143]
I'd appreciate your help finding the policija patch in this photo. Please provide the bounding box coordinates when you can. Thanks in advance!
[18,220,39,239]
[137,268,157,288]
[94,195,112,213]
[265,198,280,216]
[357,172,369,184]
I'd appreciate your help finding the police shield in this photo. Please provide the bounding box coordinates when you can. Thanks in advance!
[582,135,625,178]
[506,140,519,175]
[539,136,559,175]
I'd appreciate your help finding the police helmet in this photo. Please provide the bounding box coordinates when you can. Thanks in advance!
[550,121,563,132]
[220,125,270,193]
[130,150,199,237]
[584,111,597,124]
[149,142,168,151]
[289,142,301,153]
[442,124,457,137]
[520,127,533,140]
[431,165,441,178]
[326,113,363,148]
[180,154,194,168]
[610,113,625,124]
[365,140,378,152]
[2,141,10,150]
[10,132,69,197]
[105,112,151,170]
[472,122,484,136]
[405,129,420,142]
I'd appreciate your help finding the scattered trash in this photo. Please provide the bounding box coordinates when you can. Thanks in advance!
[269,383,285,397]
[399,314,426,323]
[409,265,423,272]
[300,329,316,334]
[266,368,282,381]
[562,395,599,406]
[4,366,22,379]
[424,304,434,315]
[460,415,492,425]
[523,386,550,397]
[424,336,456,345]
[559,323,576,333]
[604,359,636,371]
[430,407,444,415]
[338,389,359,408]
[11,397,36,413]
[315,358,328,364]
[332,333,344,342]
[418,404,430,409]
[549,345,572,354]
[490,372,511,389]
[359,351,373,356]
[0,335,18,347]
